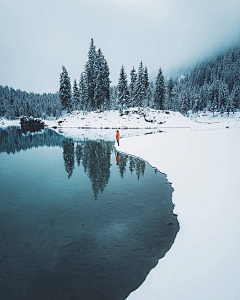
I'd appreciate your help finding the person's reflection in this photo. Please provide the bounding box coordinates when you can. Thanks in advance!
[116,152,120,165]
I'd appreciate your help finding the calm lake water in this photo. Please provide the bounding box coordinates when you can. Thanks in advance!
[0,127,179,300]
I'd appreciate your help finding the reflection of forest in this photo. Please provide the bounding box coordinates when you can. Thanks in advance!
[0,127,67,154]
[63,140,146,199]
[1,127,146,199]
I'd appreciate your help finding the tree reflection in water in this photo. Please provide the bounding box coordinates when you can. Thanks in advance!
[0,127,147,199]
[60,137,147,199]
[62,140,75,179]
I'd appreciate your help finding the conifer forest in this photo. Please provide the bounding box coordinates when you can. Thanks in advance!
[0,39,239,120]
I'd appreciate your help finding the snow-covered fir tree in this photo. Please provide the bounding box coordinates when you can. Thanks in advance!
[134,61,146,108]
[117,65,129,111]
[59,65,72,113]
[94,48,105,110]
[79,72,88,111]
[102,58,111,110]
[144,66,150,93]
[72,79,79,110]
[166,77,174,110]
[154,68,165,110]
[129,66,137,107]
[84,38,96,110]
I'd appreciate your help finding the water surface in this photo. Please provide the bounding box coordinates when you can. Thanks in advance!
[0,127,179,300]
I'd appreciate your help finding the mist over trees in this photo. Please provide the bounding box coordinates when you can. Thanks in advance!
[0,41,239,120]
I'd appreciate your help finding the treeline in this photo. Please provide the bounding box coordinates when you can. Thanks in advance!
[0,86,61,120]
[1,40,240,120]
[60,39,111,112]
[57,41,240,116]
[59,38,165,113]
[172,46,240,115]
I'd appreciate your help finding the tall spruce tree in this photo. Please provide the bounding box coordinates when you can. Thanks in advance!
[129,66,137,107]
[144,66,150,92]
[154,68,165,110]
[79,72,88,111]
[102,57,111,110]
[167,77,174,110]
[59,65,72,113]
[135,61,145,108]
[93,48,111,111]
[85,38,96,110]
[117,65,129,111]
[94,49,104,110]
[72,79,79,110]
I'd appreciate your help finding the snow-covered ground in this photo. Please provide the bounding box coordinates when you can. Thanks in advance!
[1,109,240,130]
[117,126,240,300]
[48,108,193,129]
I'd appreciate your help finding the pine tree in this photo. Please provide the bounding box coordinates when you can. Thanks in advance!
[179,92,189,115]
[167,77,174,110]
[79,73,88,111]
[232,86,240,110]
[59,65,72,113]
[135,61,145,108]
[117,65,129,111]
[226,95,234,116]
[72,79,79,110]
[144,66,150,92]
[102,57,111,110]
[94,49,104,110]
[85,38,96,110]
[192,93,202,115]
[211,96,217,116]
[154,68,165,110]
[129,66,137,107]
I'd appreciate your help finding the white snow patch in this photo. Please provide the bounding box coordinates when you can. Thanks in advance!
[117,128,240,300]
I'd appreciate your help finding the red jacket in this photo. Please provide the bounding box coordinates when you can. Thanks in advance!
[116,132,120,140]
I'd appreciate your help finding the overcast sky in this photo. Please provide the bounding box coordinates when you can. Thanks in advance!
[1,0,240,93]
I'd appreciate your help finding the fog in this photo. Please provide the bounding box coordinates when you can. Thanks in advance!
[0,0,240,93]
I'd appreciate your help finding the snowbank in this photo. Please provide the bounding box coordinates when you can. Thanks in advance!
[1,109,240,130]
[46,108,194,129]
[0,118,20,127]
[116,128,240,300]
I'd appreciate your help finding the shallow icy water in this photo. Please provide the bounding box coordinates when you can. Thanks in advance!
[0,127,179,300]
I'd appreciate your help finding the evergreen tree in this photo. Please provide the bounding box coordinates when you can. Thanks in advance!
[59,65,72,113]
[72,79,79,110]
[79,72,88,111]
[117,65,129,111]
[93,48,111,111]
[85,38,96,110]
[166,77,174,110]
[179,92,189,115]
[102,57,111,110]
[94,49,104,110]
[211,96,217,116]
[144,66,150,92]
[232,86,240,110]
[135,61,145,108]
[192,93,202,115]
[129,66,137,107]
[154,68,165,110]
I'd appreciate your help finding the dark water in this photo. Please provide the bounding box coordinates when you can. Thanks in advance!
[0,127,179,300]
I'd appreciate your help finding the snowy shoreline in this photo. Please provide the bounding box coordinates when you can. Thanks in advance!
[1,109,240,131]
[116,127,240,300]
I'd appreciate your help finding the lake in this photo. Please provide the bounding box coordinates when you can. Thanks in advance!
[0,127,179,300]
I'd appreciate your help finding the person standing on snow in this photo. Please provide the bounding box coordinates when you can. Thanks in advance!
[116,130,120,146]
